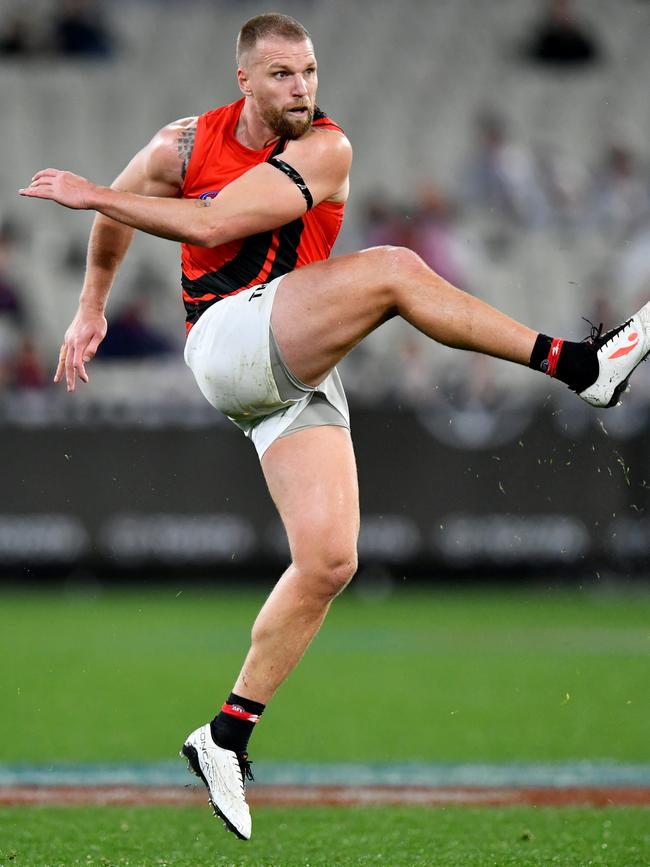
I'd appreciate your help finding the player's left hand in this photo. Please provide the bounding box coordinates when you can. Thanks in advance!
[18,169,97,210]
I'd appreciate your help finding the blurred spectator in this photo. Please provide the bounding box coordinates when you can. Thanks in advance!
[586,144,650,238]
[409,183,469,289]
[62,237,89,273]
[10,336,48,390]
[0,271,23,326]
[0,223,25,327]
[98,298,173,360]
[438,353,507,412]
[536,145,589,229]
[392,336,436,405]
[461,111,550,228]
[360,195,409,249]
[0,218,27,248]
[0,222,28,389]
[53,0,115,59]
[0,14,33,57]
[522,0,602,68]
[618,225,650,307]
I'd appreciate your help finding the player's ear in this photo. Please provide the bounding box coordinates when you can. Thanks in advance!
[237,66,252,97]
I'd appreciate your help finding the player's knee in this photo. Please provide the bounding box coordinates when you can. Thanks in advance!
[369,245,424,274]
[366,246,428,300]
[323,551,358,597]
[299,547,358,599]
[391,245,428,277]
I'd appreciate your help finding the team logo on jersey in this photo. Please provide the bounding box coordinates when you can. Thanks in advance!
[199,190,220,200]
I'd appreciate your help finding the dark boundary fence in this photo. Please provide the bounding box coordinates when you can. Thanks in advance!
[2,403,650,581]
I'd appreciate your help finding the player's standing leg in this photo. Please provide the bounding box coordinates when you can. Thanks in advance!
[182,425,359,839]
[234,425,359,701]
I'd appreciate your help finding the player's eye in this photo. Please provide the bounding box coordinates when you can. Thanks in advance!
[274,71,288,79]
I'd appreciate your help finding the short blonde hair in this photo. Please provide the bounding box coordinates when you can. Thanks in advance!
[236,13,311,65]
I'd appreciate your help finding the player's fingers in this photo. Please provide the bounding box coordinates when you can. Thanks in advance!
[72,342,89,385]
[29,179,54,190]
[31,169,59,181]
[18,186,53,198]
[54,344,67,383]
[65,342,77,392]
[19,174,57,193]
[83,333,103,362]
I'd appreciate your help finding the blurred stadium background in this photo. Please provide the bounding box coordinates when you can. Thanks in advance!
[3,3,650,863]
[1,0,650,582]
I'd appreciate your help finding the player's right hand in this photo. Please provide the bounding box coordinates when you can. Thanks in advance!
[55,305,108,392]
[19,169,97,210]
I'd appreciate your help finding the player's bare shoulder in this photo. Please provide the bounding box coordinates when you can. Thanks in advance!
[307,126,351,161]
[284,127,352,204]
[170,116,199,181]
[111,117,198,198]
[143,117,199,193]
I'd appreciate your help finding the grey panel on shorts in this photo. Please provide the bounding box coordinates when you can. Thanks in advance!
[269,325,350,438]
[279,391,349,438]
[269,325,310,401]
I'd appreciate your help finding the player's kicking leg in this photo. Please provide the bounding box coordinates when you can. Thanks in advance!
[271,246,650,408]
[183,426,359,839]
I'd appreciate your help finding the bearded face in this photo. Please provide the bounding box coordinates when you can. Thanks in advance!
[259,99,314,140]
[239,37,319,143]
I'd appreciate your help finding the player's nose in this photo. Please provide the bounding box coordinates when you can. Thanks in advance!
[291,74,309,96]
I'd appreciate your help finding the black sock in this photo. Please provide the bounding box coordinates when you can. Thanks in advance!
[210,692,265,755]
[529,333,598,393]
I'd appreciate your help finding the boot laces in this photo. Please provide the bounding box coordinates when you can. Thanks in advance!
[238,752,254,785]
[581,316,632,349]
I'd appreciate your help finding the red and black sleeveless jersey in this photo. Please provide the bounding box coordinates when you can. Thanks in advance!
[181,98,345,332]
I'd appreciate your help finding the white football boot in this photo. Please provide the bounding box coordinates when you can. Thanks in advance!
[579,300,650,408]
[181,724,253,840]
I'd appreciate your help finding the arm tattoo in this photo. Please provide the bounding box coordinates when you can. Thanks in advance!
[177,127,196,180]
[195,199,211,208]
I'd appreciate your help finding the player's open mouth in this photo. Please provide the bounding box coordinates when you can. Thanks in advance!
[288,107,308,116]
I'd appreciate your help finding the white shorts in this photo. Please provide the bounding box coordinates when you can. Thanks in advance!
[184,276,350,458]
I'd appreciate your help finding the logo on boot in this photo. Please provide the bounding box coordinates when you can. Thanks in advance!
[608,332,639,359]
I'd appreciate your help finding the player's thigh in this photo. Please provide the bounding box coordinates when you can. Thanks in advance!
[261,425,360,573]
[271,246,415,386]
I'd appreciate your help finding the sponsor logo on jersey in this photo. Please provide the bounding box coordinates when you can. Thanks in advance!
[199,190,220,200]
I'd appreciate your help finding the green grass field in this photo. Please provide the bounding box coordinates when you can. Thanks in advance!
[2,586,649,866]
[2,805,649,866]
[2,587,649,762]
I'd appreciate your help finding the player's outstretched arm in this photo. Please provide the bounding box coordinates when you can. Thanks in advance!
[19,131,352,249]
[42,118,195,391]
